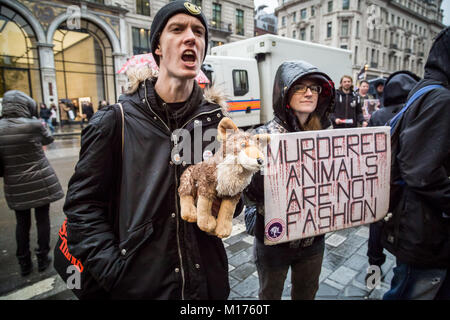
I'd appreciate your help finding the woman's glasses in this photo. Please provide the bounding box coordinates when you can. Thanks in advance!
[291,84,322,95]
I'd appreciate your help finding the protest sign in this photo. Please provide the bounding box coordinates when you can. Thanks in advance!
[263,127,390,245]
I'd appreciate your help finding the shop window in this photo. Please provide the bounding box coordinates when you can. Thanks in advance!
[232,70,248,96]
[0,5,42,102]
[53,19,115,116]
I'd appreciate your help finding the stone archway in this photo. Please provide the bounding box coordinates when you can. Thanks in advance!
[51,18,118,118]
[0,1,45,102]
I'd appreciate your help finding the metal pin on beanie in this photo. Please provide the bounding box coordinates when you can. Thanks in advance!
[150,1,209,66]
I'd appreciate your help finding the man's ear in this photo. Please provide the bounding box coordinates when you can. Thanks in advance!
[155,43,162,56]
[217,117,238,141]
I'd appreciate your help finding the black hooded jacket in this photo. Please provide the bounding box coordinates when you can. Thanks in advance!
[0,90,63,210]
[243,60,334,249]
[381,27,450,268]
[63,77,240,299]
[368,71,420,126]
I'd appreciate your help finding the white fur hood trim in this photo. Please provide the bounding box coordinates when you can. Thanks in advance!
[125,65,229,116]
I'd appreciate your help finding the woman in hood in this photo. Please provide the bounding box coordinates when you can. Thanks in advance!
[243,60,335,300]
[0,90,64,276]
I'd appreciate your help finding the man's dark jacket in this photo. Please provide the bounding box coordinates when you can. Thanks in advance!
[64,77,240,299]
[330,89,364,128]
[381,27,450,268]
[368,71,420,126]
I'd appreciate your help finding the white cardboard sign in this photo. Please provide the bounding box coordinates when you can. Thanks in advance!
[263,127,391,245]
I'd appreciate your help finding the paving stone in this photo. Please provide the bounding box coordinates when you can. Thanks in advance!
[354,268,370,287]
[324,278,345,290]
[228,264,235,272]
[331,238,364,258]
[334,227,356,238]
[322,252,347,270]
[319,266,333,283]
[229,262,257,281]
[230,223,247,237]
[356,243,368,256]
[282,282,291,298]
[224,231,247,246]
[226,240,252,257]
[229,275,239,289]
[344,254,369,272]
[228,289,240,300]
[228,249,253,267]
[325,234,347,247]
[242,235,254,244]
[316,283,340,298]
[328,266,358,286]
[354,226,370,239]
[231,275,259,299]
[342,285,370,299]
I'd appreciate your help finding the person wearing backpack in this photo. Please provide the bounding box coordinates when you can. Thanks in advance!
[364,70,420,283]
[381,26,450,300]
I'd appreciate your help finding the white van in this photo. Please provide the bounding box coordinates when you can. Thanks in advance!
[204,34,353,128]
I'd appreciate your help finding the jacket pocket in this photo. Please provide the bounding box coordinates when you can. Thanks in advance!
[119,220,154,260]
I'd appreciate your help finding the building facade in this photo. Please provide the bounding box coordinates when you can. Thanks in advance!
[0,0,254,121]
[254,5,277,36]
[275,0,446,82]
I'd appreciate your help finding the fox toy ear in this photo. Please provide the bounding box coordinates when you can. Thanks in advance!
[217,117,238,141]
[253,134,271,147]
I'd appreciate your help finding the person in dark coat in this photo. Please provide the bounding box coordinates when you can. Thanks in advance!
[39,103,55,133]
[243,60,335,300]
[381,26,450,300]
[63,1,242,299]
[0,90,64,276]
[368,71,420,126]
[330,75,367,128]
[80,102,94,128]
[364,70,420,282]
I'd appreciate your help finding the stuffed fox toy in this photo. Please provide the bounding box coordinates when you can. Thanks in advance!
[178,117,270,238]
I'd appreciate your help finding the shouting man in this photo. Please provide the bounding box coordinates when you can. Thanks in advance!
[63,1,240,299]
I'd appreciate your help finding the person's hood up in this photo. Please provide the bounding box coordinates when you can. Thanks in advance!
[272,60,335,130]
[424,26,450,85]
[383,70,421,107]
[1,90,37,119]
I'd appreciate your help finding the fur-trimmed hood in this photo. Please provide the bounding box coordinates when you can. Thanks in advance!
[124,65,229,117]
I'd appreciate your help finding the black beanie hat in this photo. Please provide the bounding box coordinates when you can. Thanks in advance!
[150,1,208,66]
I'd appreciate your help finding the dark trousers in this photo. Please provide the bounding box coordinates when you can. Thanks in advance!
[15,204,50,259]
[384,261,450,300]
[254,237,324,300]
[367,221,386,267]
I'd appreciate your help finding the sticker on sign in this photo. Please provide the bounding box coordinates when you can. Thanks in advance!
[263,127,390,245]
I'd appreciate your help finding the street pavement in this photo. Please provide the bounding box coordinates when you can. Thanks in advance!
[0,124,395,300]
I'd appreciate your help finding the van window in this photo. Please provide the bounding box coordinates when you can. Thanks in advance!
[232,70,249,96]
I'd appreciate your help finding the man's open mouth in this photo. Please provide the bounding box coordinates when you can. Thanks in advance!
[181,50,196,63]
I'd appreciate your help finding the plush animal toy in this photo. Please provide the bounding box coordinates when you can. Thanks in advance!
[178,117,270,238]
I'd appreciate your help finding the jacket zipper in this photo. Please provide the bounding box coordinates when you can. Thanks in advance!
[144,82,186,299]
[144,81,222,300]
